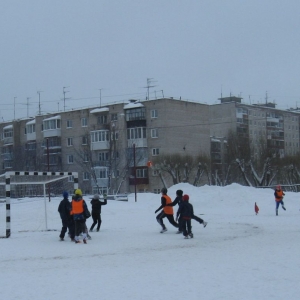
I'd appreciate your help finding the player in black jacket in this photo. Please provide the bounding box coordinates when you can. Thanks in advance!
[90,194,107,232]
[176,194,194,238]
[167,189,207,233]
[58,191,74,241]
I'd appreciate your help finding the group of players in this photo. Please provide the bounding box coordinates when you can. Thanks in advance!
[58,189,107,244]
[58,187,208,243]
[155,188,207,239]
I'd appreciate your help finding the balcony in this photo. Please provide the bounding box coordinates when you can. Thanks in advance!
[127,138,147,148]
[43,115,61,138]
[129,177,149,185]
[91,141,110,151]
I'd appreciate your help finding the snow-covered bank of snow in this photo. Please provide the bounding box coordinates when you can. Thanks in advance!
[0,183,299,300]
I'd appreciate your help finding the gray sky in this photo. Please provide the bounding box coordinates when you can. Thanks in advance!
[1,0,300,121]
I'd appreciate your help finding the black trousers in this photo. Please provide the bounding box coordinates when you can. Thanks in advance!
[90,213,102,231]
[156,211,178,229]
[192,214,204,224]
[74,219,86,237]
[180,218,192,236]
[60,219,74,239]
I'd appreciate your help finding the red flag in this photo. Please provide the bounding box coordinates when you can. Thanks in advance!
[255,202,259,215]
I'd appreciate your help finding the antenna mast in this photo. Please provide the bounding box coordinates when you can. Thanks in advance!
[144,78,157,100]
[37,91,43,115]
[26,97,31,117]
[14,97,17,120]
[63,86,70,111]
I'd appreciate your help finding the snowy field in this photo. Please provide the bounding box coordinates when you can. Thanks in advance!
[0,183,300,300]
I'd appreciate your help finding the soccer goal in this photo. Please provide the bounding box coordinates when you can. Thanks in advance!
[0,171,78,238]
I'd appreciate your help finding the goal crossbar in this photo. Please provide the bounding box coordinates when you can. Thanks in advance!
[0,171,78,239]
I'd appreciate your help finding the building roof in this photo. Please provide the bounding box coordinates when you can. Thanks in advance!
[43,115,61,121]
[123,102,144,110]
[90,107,109,114]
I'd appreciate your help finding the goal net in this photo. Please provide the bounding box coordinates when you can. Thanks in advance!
[0,171,78,238]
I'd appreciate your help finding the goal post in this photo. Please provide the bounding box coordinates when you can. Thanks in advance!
[0,171,78,239]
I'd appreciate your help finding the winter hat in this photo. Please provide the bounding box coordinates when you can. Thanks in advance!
[75,189,82,196]
[93,194,100,200]
[176,190,183,196]
[182,194,189,201]
[161,187,168,194]
[63,191,69,198]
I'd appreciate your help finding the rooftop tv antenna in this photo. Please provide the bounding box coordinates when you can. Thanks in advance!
[98,88,102,107]
[37,90,43,115]
[144,78,157,100]
[26,97,31,117]
[14,97,17,120]
[63,86,70,111]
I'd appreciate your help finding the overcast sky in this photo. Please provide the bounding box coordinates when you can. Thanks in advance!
[1,0,300,121]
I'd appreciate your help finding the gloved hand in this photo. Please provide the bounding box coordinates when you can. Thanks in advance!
[155,209,159,214]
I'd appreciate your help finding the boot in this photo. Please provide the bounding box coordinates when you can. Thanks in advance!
[276,209,278,216]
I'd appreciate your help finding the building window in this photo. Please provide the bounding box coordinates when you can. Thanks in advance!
[136,168,148,178]
[26,124,35,134]
[151,109,158,118]
[4,128,13,138]
[152,148,159,156]
[43,118,61,130]
[96,168,108,179]
[46,154,59,165]
[99,152,109,161]
[125,107,146,121]
[81,117,88,127]
[66,120,72,128]
[127,127,147,139]
[153,188,161,194]
[91,130,109,142]
[67,155,74,164]
[83,172,90,181]
[97,115,108,125]
[68,175,74,182]
[82,136,88,145]
[152,169,159,176]
[83,153,89,162]
[67,137,73,146]
[151,128,158,138]
[111,113,118,121]
[111,131,119,141]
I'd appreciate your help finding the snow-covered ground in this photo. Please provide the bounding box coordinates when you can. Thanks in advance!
[0,183,299,300]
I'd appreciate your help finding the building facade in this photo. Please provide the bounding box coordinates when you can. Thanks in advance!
[1,96,300,193]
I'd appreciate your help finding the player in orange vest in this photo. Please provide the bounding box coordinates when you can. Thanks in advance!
[155,187,179,233]
[274,184,286,216]
[70,189,89,243]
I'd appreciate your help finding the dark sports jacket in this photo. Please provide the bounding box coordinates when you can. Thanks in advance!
[90,198,107,214]
[177,201,194,220]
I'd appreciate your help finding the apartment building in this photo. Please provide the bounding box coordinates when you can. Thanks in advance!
[1,96,299,193]
[0,98,211,194]
[210,96,300,164]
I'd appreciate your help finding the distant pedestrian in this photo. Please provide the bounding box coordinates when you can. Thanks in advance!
[274,185,286,216]
[176,194,194,239]
[58,191,74,241]
[90,193,107,232]
[255,202,259,215]
[155,187,179,233]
